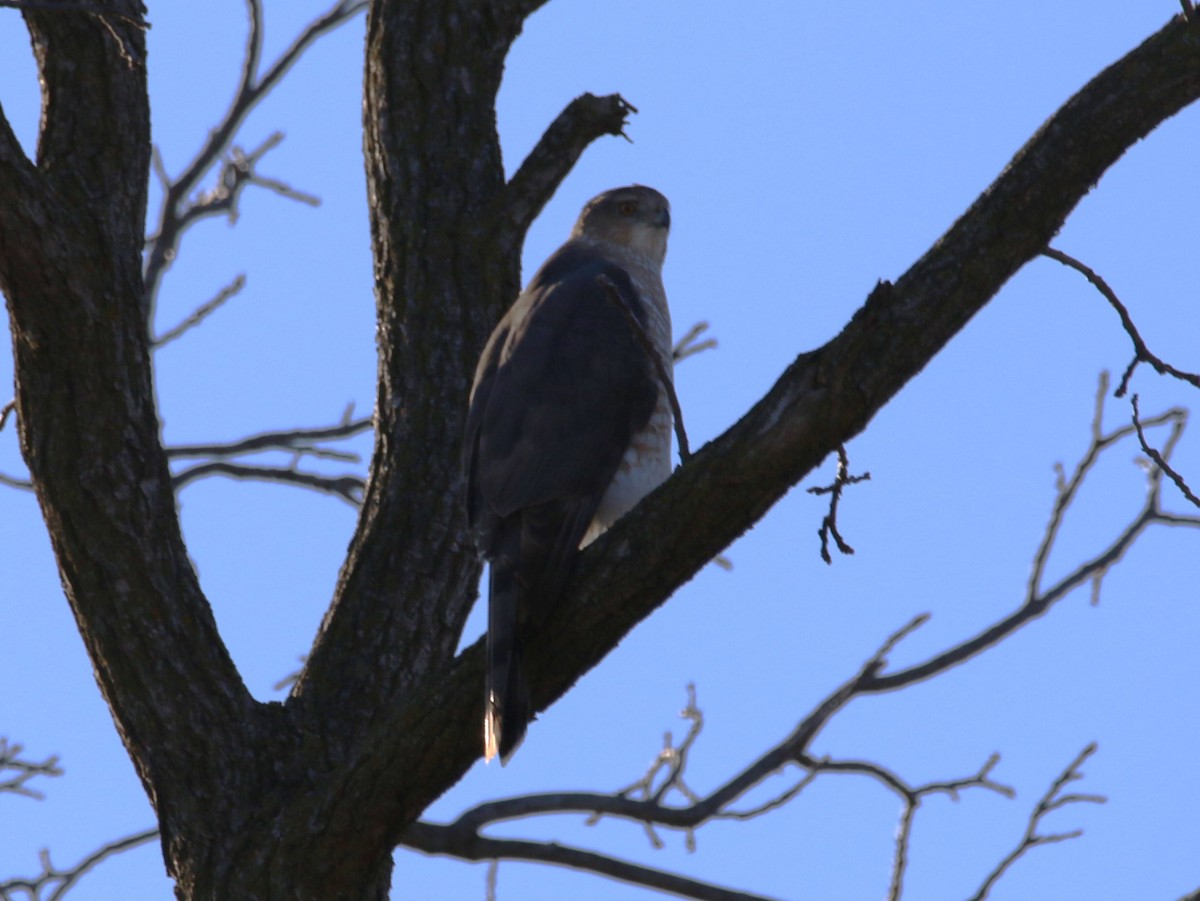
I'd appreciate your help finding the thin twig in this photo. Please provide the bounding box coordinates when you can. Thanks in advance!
[142,0,366,317]
[0,472,33,490]
[673,321,717,363]
[272,656,307,693]
[866,389,1200,694]
[807,444,870,563]
[1132,394,1200,508]
[166,414,371,460]
[792,751,1012,900]
[152,274,247,347]
[966,744,1105,901]
[0,828,159,901]
[1043,248,1200,396]
[171,461,364,505]
[0,740,63,800]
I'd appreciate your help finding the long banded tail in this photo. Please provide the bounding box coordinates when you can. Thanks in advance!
[485,553,530,764]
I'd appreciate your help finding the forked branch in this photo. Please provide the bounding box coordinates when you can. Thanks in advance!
[965,744,1105,901]
[142,0,366,317]
[1043,247,1200,397]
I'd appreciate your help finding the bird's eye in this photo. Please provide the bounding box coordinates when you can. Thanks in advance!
[618,200,637,216]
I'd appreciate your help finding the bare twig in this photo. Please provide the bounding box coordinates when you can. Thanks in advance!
[0,400,14,431]
[142,0,366,317]
[673,321,717,363]
[807,444,870,563]
[152,274,247,347]
[166,412,371,460]
[792,751,1013,901]
[0,740,62,800]
[0,472,34,490]
[864,384,1200,693]
[1132,394,1200,508]
[966,744,1105,901]
[405,620,1023,901]
[272,656,307,693]
[1043,248,1200,397]
[599,684,705,850]
[0,828,159,901]
[171,461,364,505]
[422,618,929,846]
[164,412,371,502]
[597,274,690,461]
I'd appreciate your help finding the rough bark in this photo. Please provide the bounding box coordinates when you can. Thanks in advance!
[2,1,1200,898]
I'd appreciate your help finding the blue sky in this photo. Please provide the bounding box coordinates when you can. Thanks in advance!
[2,2,1199,899]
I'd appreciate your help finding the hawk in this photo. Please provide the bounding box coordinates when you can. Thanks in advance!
[463,185,674,763]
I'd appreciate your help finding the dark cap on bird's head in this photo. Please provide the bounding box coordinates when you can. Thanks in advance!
[572,185,670,264]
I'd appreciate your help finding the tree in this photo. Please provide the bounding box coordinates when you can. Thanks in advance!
[2,1,1200,899]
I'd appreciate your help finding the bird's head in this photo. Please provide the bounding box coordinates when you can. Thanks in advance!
[571,185,671,267]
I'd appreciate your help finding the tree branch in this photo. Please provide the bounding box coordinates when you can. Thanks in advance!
[165,413,372,460]
[495,93,638,253]
[162,413,371,501]
[806,444,870,563]
[151,273,247,347]
[142,0,366,317]
[862,391,1199,695]
[0,739,62,800]
[966,744,1105,901]
[402,823,783,901]
[1131,394,1200,508]
[1043,247,1200,396]
[0,828,159,901]
[672,321,717,363]
[171,461,364,505]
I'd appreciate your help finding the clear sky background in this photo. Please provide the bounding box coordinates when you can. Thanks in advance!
[2,2,1199,899]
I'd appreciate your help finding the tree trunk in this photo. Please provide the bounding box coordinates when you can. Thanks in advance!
[3,1,1200,897]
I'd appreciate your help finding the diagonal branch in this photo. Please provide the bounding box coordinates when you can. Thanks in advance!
[152,273,246,347]
[420,618,928,847]
[494,93,638,254]
[1131,394,1200,508]
[862,392,1199,695]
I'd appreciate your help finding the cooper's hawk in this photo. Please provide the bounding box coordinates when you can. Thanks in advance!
[463,185,674,763]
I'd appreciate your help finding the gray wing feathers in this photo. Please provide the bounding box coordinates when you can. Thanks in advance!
[465,242,660,763]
